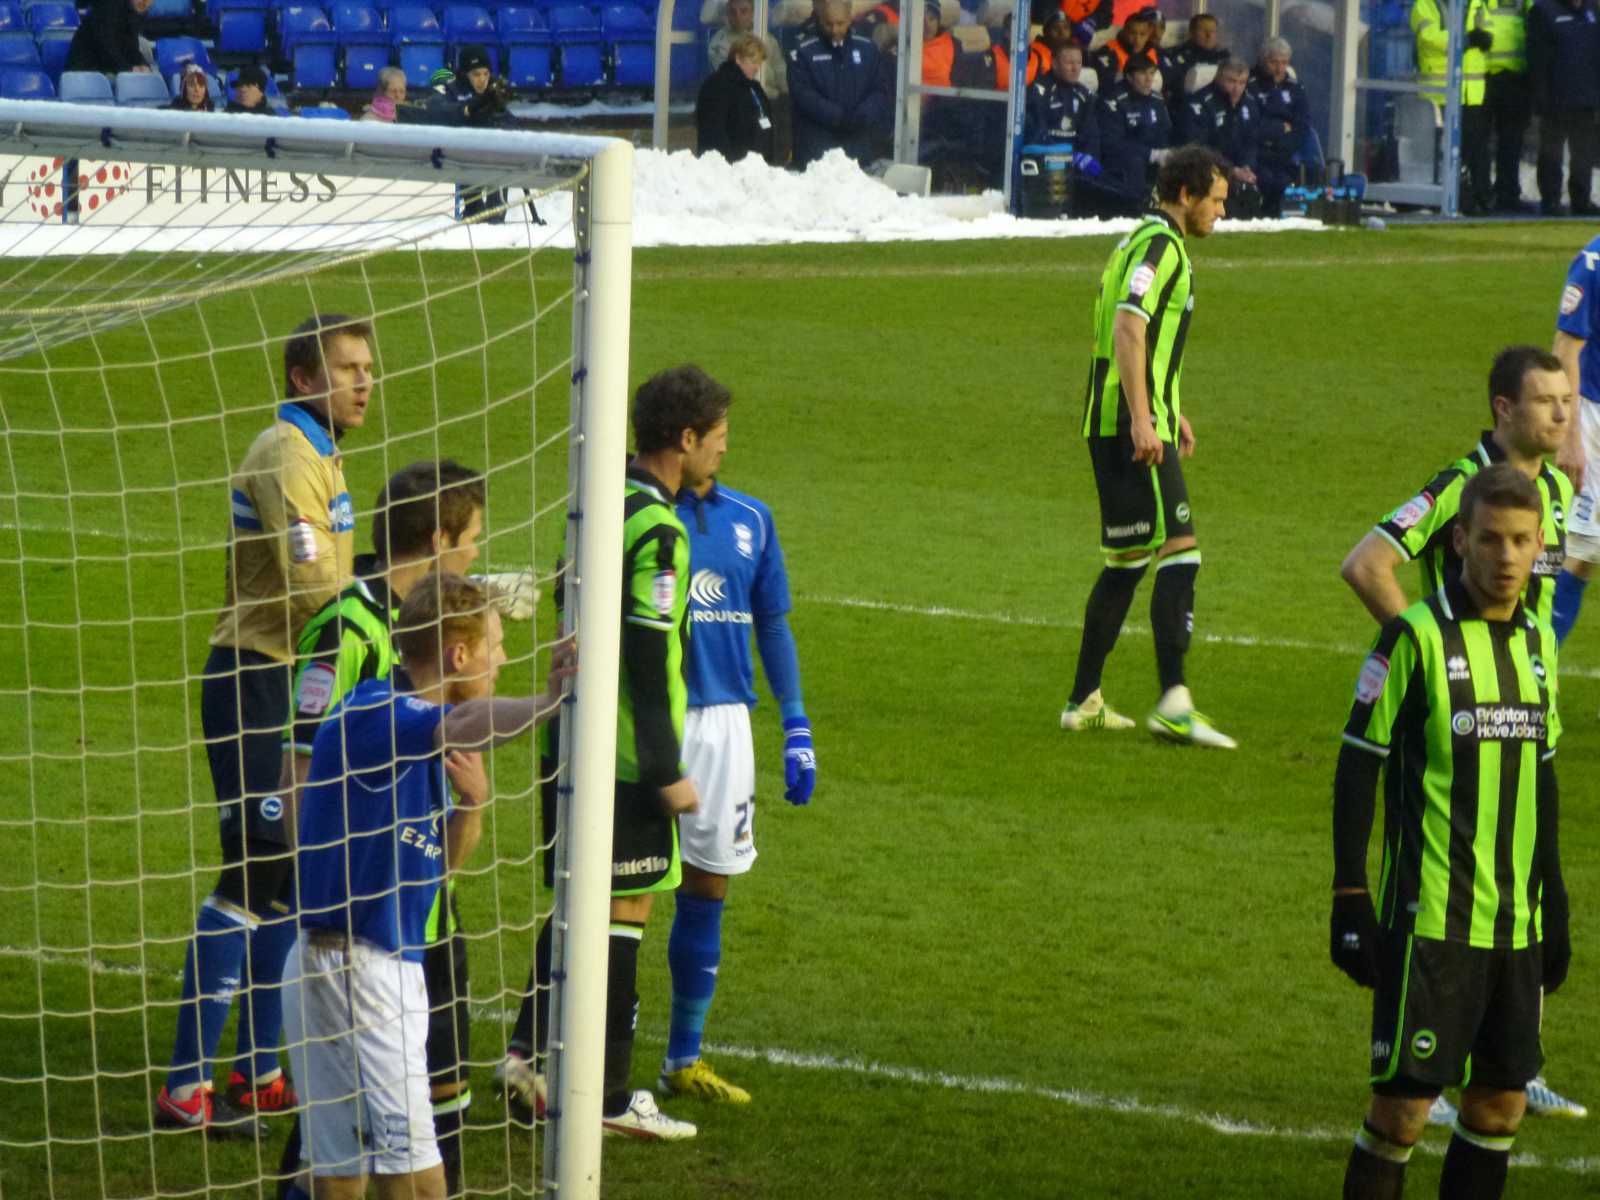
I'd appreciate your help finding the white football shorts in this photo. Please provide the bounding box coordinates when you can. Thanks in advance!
[283,930,441,1179]
[679,703,757,875]
[1567,399,1600,561]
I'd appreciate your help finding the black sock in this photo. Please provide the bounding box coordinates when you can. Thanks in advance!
[508,918,553,1058]
[602,924,643,1117]
[1343,1121,1411,1200]
[1150,552,1200,694]
[1439,1121,1512,1200]
[1069,559,1148,703]
[275,1115,303,1200]
[434,1096,466,1197]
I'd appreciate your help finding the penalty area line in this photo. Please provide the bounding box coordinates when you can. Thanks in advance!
[1,945,1593,1175]
[797,593,1600,680]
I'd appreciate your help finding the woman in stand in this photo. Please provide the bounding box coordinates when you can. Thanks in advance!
[695,33,775,164]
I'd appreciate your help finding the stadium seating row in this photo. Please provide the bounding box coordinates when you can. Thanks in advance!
[3,63,320,105]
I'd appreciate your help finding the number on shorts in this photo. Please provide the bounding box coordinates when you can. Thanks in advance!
[734,800,752,844]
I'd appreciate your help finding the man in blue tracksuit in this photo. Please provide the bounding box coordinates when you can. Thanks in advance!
[1182,59,1281,216]
[655,471,816,1105]
[1089,58,1172,215]
[787,0,890,167]
[1023,41,1101,155]
[1526,0,1600,215]
[1246,38,1314,205]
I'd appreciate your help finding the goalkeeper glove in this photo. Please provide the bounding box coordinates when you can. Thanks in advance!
[1542,881,1571,994]
[1329,892,1381,988]
[782,716,816,806]
[474,569,540,621]
[1072,152,1102,178]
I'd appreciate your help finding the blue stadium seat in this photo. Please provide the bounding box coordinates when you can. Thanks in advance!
[599,4,650,86]
[443,3,494,43]
[58,68,114,102]
[146,0,194,19]
[390,4,444,85]
[0,4,21,33]
[26,2,77,31]
[114,69,172,104]
[546,5,601,86]
[298,103,350,116]
[153,35,212,78]
[291,42,338,86]
[343,45,388,87]
[0,63,52,95]
[34,29,73,78]
[278,5,334,51]
[0,30,40,67]
[498,4,551,88]
[331,4,388,86]
[215,5,268,53]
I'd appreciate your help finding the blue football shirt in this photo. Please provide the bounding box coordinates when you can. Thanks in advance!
[675,482,791,708]
[297,677,450,962]
[1557,235,1600,404]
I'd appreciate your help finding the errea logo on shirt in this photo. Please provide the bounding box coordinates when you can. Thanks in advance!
[1446,656,1470,681]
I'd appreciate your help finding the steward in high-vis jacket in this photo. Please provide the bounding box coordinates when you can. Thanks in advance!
[1413,0,1493,208]
[788,0,892,167]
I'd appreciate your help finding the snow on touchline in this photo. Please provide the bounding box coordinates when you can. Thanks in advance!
[0,146,1322,258]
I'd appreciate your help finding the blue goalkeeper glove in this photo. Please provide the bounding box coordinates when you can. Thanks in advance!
[1072,152,1102,178]
[782,716,816,805]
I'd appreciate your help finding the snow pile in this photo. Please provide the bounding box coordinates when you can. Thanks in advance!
[0,144,1323,259]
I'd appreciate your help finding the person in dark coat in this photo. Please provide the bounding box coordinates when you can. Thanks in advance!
[1162,12,1229,108]
[1246,38,1313,185]
[1527,0,1600,214]
[224,64,278,113]
[786,0,891,168]
[1023,40,1099,158]
[696,33,776,163]
[1183,58,1281,214]
[65,0,153,75]
[1087,56,1172,214]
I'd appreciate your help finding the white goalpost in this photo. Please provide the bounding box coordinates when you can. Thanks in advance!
[0,101,629,1200]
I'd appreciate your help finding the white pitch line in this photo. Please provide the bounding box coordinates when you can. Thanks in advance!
[796,592,1600,680]
[1,944,1594,1176]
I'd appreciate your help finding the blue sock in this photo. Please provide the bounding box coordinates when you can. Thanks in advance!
[167,902,248,1093]
[235,914,297,1082]
[1553,569,1587,644]
[664,894,723,1071]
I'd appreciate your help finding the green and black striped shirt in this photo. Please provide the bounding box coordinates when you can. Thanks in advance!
[1343,574,1560,949]
[1081,209,1194,443]
[1374,431,1573,630]
[617,466,690,787]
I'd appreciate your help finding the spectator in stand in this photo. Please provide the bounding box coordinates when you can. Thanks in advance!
[169,63,215,111]
[226,65,279,114]
[922,1,957,88]
[1090,55,1171,213]
[360,67,407,121]
[782,0,825,56]
[1162,12,1229,108]
[1527,0,1600,215]
[1024,40,1099,156]
[1182,58,1276,215]
[1246,38,1311,190]
[787,0,891,168]
[697,33,776,162]
[65,0,153,74]
[710,0,787,96]
[1089,7,1162,97]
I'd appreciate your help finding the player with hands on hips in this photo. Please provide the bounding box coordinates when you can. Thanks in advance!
[660,442,815,1105]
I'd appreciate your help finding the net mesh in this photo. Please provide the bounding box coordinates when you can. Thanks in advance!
[0,111,593,1200]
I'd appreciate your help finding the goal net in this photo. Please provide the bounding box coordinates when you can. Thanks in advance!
[0,101,631,1200]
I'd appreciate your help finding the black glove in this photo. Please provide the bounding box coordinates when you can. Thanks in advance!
[1330,892,1382,988]
[1466,29,1493,52]
[1542,882,1571,995]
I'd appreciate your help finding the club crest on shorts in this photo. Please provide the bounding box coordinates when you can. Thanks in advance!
[1175,501,1191,523]
[260,795,283,822]
[1388,492,1434,532]
[1355,653,1389,704]
[652,570,677,617]
[1410,1029,1437,1059]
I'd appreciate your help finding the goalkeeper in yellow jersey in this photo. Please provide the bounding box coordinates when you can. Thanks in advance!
[157,314,375,1136]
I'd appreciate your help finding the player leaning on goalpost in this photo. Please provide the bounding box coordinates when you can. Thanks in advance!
[1330,465,1571,1200]
[1060,144,1235,748]
[275,460,535,1200]
[158,314,373,1136]
[1339,345,1586,1124]
[285,573,569,1200]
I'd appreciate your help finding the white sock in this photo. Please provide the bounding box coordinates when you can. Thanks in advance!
[1156,685,1192,717]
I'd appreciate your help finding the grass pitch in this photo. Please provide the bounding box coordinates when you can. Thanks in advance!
[2,222,1598,1199]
